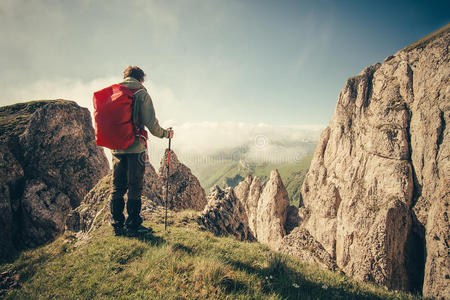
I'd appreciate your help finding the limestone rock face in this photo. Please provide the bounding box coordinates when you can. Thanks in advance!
[233,172,290,250]
[158,150,207,211]
[422,178,450,298]
[300,25,450,296]
[256,170,290,250]
[234,175,261,236]
[197,186,255,241]
[0,100,109,256]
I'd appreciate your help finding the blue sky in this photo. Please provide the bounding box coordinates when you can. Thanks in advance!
[0,0,448,158]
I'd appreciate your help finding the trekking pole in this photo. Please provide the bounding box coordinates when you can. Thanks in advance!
[165,128,172,231]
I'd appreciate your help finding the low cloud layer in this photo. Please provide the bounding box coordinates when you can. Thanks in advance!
[147,122,323,168]
[2,77,324,168]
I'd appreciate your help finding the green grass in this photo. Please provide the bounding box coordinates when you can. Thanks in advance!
[1,210,421,299]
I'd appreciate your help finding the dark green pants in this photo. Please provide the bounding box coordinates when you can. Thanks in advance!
[110,152,146,229]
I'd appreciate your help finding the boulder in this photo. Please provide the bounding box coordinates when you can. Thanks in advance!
[19,101,109,208]
[0,100,109,254]
[197,186,255,241]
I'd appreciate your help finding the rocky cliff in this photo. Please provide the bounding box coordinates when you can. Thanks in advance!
[0,100,109,258]
[299,24,449,297]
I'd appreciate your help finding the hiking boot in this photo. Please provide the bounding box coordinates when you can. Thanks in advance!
[126,225,153,236]
[113,226,125,236]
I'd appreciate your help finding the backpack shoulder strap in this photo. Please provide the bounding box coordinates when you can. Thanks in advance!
[129,88,144,96]
[129,88,145,127]
[133,89,144,95]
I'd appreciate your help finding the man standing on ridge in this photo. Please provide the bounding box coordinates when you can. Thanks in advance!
[110,66,174,236]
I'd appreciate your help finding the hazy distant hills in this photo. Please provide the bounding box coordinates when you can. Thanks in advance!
[184,141,316,206]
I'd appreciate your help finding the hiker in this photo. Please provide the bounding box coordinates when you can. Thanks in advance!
[109,66,174,236]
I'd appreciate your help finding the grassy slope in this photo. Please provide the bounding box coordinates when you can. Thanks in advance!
[192,155,313,206]
[1,211,420,300]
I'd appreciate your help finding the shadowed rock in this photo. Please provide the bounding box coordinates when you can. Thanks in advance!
[0,100,109,256]
[197,186,255,241]
[0,146,24,258]
[280,227,337,271]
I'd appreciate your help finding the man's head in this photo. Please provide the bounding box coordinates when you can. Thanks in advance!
[123,66,146,83]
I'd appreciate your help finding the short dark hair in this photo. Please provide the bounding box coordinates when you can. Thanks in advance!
[123,66,146,82]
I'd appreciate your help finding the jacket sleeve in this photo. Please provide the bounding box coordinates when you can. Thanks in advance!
[139,91,168,138]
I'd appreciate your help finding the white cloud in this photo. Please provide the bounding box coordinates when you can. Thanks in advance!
[2,76,120,115]
[129,0,180,39]
[2,76,324,168]
[146,121,324,167]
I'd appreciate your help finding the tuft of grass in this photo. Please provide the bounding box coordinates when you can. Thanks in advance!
[1,211,422,299]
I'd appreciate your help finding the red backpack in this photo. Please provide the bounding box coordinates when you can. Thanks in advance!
[93,84,148,150]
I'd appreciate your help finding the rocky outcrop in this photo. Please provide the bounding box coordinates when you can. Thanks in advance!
[256,170,290,250]
[299,24,450,297]
[234,175,261,236]
[197,186,255,241]
[0,100,109,257]
[158,149,207,211]
[233,172,290,250]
